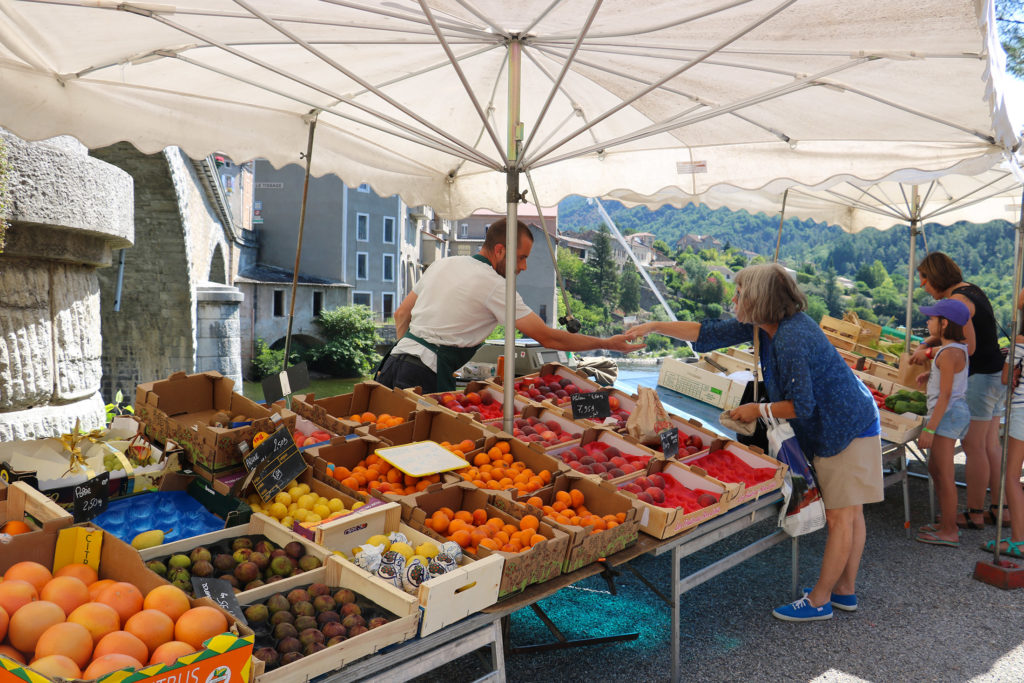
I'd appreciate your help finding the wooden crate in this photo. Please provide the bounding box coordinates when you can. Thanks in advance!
[856,319,883,346]
[248,556,419,681]
[705,350,755,374]
[854,343,899,365]
[824,331,858,351]
[820,315,861,347]
[879,410,924,444]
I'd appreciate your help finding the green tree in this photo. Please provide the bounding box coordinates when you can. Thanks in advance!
[619,264,641,313]
[653,239,671,255]
[305,305,381,377]
[823,266,842,316]
[805,294,828,323]
[997,0,1023,77]
[855,259,888,288]
[587,227,620,308]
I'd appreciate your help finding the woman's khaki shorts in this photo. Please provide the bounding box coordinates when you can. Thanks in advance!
[813,435,884,509]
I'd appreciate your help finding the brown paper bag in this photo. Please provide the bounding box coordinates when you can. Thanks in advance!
[896,352,929,388]
[626,386,673,445]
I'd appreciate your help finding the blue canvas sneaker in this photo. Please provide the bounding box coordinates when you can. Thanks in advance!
[772,596,833,621]
[802,587,857,612]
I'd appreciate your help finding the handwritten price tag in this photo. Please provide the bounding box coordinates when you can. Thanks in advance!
[570,391,611,421]
[251,427,306,502]
[73,472,110,523]
[659,427,679,459]
[191,577,247,624]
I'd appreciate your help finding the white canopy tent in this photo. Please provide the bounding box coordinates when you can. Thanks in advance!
[1,0,1022,433]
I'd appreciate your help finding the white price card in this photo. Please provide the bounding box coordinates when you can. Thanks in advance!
[375,441,470,477]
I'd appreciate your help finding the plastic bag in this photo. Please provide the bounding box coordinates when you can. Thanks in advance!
[626,386,672,445]
[766,416,825,537]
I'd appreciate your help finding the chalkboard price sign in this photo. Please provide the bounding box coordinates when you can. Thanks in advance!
[570,391,612,421]
[73,472,110,523]
[251,426,306,503]
[191,577,247,624]
[659,427,680,459]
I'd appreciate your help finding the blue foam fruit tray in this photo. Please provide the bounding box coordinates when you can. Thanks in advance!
[92,490,225,543]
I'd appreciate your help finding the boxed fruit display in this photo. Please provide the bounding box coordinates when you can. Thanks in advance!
[0,482,73,554]
[649,414,717,456]
[549,428,660,483]
[412,381,538,423]
[242,556,418,681]
[0,526,253,683]
[334,520,503,636]
[290,381,420,437]
[407,485,570,598]
[138,513,330,599]
[495,474,639,573]
[371,407,490,451]
[616,460,739,539]
[506,404,584,451]
[657,357,747,409]
[680,441,786,506]
[134,370,296,475]
[576,387,635,431]
[497,362,604,409]
[451,434,561,497]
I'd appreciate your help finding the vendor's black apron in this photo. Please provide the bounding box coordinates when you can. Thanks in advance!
[402,331,482,392]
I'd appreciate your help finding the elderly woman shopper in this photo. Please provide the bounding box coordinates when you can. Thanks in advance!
[626,263,882,622]
[912,252,1005,529]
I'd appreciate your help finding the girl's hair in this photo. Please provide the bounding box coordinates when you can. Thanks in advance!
[734,263,807,325]
[917,252,963,292]
[938,317,966,342]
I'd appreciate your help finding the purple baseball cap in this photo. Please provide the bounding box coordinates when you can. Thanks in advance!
[920,299,970,326]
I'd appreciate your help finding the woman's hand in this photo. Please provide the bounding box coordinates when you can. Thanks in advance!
[909,346,930,366]
[917,430,933,449]
[624,322,656,341]
[729,402,762,423]
[915,371,930,388]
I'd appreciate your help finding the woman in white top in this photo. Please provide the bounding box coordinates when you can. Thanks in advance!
[915,299,971,547]
[986,320,1024,558]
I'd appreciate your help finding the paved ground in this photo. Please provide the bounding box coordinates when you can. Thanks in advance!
[413,456,1024,683]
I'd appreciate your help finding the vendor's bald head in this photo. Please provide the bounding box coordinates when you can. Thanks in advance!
[481,218,533,276]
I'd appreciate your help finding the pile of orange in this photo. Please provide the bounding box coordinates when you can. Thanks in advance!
[333,452,444,495]
[347,412,405,429]
[458,441,552,493]
[0,561,228,679]
[526,490,626,535]
[423,507,547,555]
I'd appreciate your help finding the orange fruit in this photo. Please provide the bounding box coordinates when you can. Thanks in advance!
[97,582,144,624]
[8,600,64,653]
[175,606,228,650]
[34,621,93,668]
[68,601,121,644]
[0,644,25,664]
[360,412,376,423]
[143,585,191,623]
[0,605,6,641]
[1,520,31,535]
[4,562,52,593]
[472,451,489,466]
[55,564,99,585]
[149,640,198,667]
[457,439,475,453]
[40,576,90,616]
[94,630,149,663]
[88,579,116,601]
[27,654,81,679]
[529,533,546,547]
[83,653,143,679]
[447,518,468,535]
[555,490,571,505]
[450,529,472,548]
[125,609,175,656]
[0,580,37,616]
[569,489,585,508]
[479,538,499,550]
[496,441,511,454]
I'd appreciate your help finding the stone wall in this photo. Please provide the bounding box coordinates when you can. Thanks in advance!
[0,132,133,440]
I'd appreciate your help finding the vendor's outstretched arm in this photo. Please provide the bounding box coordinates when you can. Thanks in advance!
[394,292,417,339]
[516,313,645,353]
[624,320,702,342]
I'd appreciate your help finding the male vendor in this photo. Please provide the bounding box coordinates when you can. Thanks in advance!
[376,219,644,392]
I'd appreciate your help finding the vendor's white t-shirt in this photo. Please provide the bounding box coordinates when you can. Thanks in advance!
[391,255,533,371]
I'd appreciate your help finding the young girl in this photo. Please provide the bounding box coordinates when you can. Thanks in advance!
[915,298,971,547]
[984,318,1024,557]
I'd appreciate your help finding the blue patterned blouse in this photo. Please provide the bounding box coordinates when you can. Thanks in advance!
[695,313,879,458]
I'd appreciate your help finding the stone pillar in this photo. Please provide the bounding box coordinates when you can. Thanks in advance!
[0,131,133,440]
[195,283,244,390]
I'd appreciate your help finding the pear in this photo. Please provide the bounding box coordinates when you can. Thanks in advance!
[131,529,167,550]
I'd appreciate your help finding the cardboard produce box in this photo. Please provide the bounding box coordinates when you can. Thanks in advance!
[657,357,747,409]
[655,413,718,456]
[548,428,661,484]
[0,526,253,683]
[138,512,330,601]
[449,433,563,498]
[291,382,420,437]
[617,460,738,539]
[371,407,489,450]
[409,381,539,424]
[680,439,786,506]
[135,370,296,475]
[0,481,73,550]
[242,555,419,681]
[407,485,570,599]
[508,404,585,452]
[496,473,639,573]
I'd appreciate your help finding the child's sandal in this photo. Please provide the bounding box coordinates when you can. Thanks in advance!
[956,508,986,530]
[983,505,1011,525]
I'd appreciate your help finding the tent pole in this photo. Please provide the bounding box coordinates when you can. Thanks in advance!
[503,38,523,433]
[773,189,788,263]
[904,186,920,351]
[991,186,1024,565]
[282,114,318,378]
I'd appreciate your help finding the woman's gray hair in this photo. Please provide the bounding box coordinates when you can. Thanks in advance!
[734,263,807,324]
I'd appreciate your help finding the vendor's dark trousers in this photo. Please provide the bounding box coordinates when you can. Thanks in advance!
[376,354,438,393]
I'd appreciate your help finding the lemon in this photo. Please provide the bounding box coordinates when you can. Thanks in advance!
[351,501,365,510]
[305,513,322,524]
[296,494,316,510]
[296,483,311,496]
[287,486,303,499]
[367,534,391,550]
[313,504,331,519]
[316,496,329,507]
[293,508,309,522]
[249,503,262,513]
[409,554,429,566]
[268,502,288,519]
[390,542,414,561]
[274,491,292,506]
[281,516,294,527]
[415,542,439,558]
[328,498,345,513]
[288,502,298,513]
